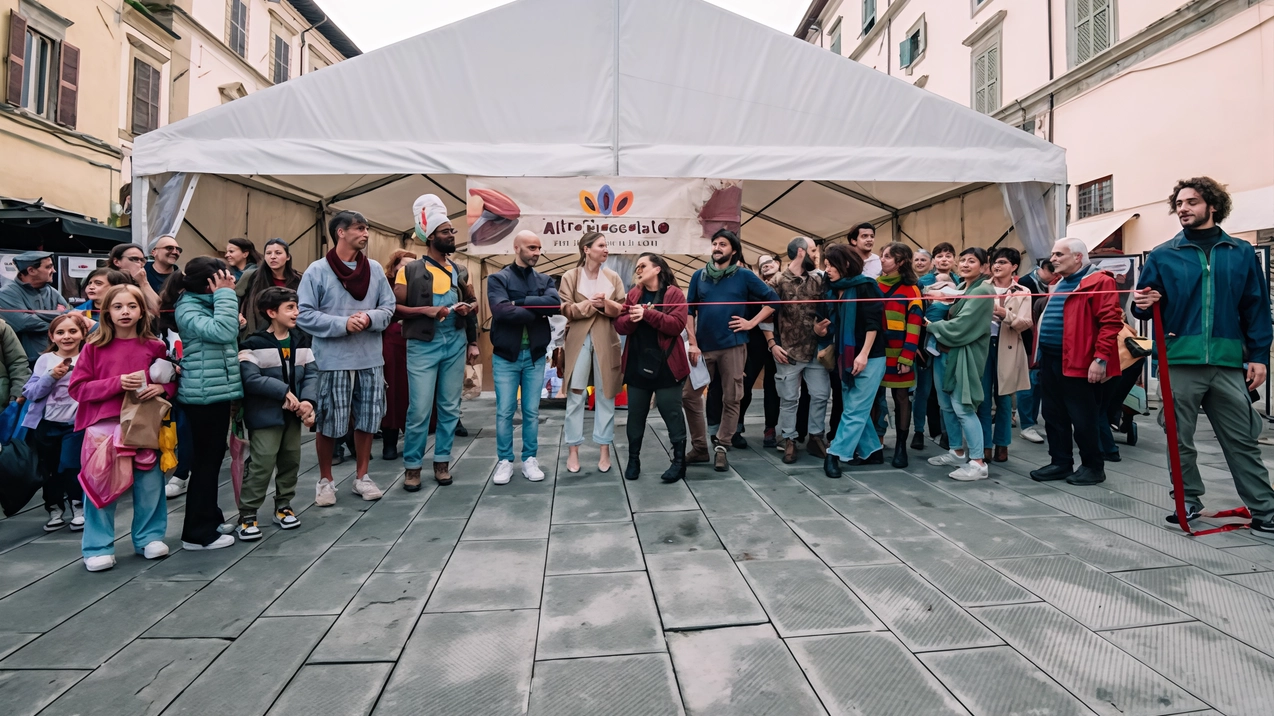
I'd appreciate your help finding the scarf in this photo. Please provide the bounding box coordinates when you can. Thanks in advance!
[703,261,740,284]
[325,247,371,301]
[827,275,878,384]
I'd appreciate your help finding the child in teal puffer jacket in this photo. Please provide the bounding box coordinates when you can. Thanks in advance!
[160,255,243,552]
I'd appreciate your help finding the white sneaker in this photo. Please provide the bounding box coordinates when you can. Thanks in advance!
[69,501,84,531]
[84,555,115,572]
[315,478,337,507]
[1020,427,1045,444]
[165,476,189,498]
[44,506,65,532]
[141,541,169,559]
[949,462,990,481]
[182,534,235,550]
[522,457,545,482]
[928,450,967,467]
[493,460,513,485]
[351,475,384,501]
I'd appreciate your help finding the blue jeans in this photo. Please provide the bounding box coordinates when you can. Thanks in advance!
[564,334,615,447]
[828,357,886,461]
[1017,369,1040,430]
[81,464,167,558]
[933,353,984,457]
[912,361,934,433]
[493,349,546,462]
[404,330,468,468]
[978,338,1013,448]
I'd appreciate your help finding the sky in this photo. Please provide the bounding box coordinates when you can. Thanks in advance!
[318,0,811,52]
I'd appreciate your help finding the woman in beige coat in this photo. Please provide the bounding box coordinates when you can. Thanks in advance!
[560,232,626,473]
[982,247,1034,462]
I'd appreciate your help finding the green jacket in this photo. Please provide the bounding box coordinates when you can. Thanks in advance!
[0,319,30,402]
[175,289,244,405]
[927,276,994,408]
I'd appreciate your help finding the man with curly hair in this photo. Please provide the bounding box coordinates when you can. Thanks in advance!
[1134,177,1274,538]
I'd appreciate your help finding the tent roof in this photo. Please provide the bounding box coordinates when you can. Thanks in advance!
[133,0,1065,243]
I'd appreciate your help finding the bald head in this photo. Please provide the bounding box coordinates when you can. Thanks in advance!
[514,230,542,268]
[1049,237,1089,277]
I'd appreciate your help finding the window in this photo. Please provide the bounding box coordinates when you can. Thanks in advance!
[900,16,926,70]
[131,58,160,135]
[20,27,52,115]
[272,33,290,84]
[1077,176,1114,219]
[862,0,876,35]
[971,0,990,14]
[227,0,248,58]
[6,10,77,128]
[1070,0,1114,67]
[1019,118,1037,134]
[971,41,1000,114]
[829,18,842,55]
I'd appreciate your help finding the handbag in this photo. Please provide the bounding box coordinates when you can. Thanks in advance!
[817,344,836,371]
[1116,324,1152,371]
[0,401,38,516]
[119,390,172,449]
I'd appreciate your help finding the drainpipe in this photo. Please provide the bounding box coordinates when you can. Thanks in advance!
[300,11,330,76]
[1046,0,1056,141]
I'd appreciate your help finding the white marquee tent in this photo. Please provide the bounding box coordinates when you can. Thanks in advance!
[132,0,1067,279]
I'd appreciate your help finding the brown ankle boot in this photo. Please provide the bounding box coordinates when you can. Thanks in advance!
[806,434,828,459]
[783,439,798,464]
[984,448,993,462]
[686,445,711,463]
[403,468,422,492]
[433,462,453,486]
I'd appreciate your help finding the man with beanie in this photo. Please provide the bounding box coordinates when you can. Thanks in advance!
[394,195,481,490]
[297,211,397,506]
[684,229,778,472]
[1134,177,1274,538]
[488,230,561,485]
[0,251,69,362]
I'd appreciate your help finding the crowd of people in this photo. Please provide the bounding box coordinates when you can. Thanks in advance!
[0,177,1271,573]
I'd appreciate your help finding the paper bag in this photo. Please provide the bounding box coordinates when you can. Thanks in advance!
[119,391,171,449]
[463,364,483,400]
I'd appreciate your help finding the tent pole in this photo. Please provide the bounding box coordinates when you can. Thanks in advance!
[133,175,150,250]
[612,0,620,175]
[741,181,803,227]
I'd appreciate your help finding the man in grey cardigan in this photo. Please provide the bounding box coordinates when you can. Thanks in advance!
[298,211,397,506]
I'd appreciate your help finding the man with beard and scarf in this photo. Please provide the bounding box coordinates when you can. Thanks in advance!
[297,211,397,506]
[394,195,481,490]
[684,229,778,472]
[1134,177,1274,539]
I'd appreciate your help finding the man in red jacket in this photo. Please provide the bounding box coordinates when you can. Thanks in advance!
[1030,238,1125,486]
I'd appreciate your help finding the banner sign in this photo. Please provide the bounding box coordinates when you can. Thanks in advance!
[463,176,742,255]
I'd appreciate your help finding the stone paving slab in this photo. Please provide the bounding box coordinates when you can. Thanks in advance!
[309,571,438,663]
[551,483,631,524]
[161,615,334,716]
[0,668,88,716]
[0,555,159,632]
[376,517,465,573]
[935,480,1067,518]
[37,638,227,716]
[686,479,774,517]
[708,513,818,561]
[545,522,644,575]
[836,564,1002,652]
[1005,516,1185,572]
[750,485,842,520]
[786,516,898,566]
[1091,518,1265,575]
[634,510,723,554]
[971,602,1207,715]
[737,559,882,637]
[1225,570,1274,598]
[266,663,392,716]
[425,539,546,611]
[146,555,316,638]
[821,492,930,539]
[1116,565,1274,657]
[624,473,699,512]
[1101,622,1274,716]
[667,624,828,716]
[536,572,664,660]
[645,550,768,630]
[374,609,538,716]
[989,555,1190,630]
[0,541,83,599]
[416,483,483,518]
[788,632,970,716]
[920,646,1095,716]
[0,633,36,661]
[527,653,685,716]
[461,494,553,540]
[879,536,1038,607]
[265,544,391,616]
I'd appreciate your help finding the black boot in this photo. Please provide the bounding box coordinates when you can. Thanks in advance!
[824,454,842,478]
[382,429,399,460]
[910,431,925,450]
[625,438,642,481]
[892,439,908,468]
[661,441,686,483]
[455,421,469,437]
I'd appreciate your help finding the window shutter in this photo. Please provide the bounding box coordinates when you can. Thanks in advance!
[6,10,25,106]
[1092,0,1111,55]
[973,52,987,113]
[900,37,912,68]
[131,58,160,135]
[986,46,999,111]
[55,41,78,128]
[1075,0,1092,64]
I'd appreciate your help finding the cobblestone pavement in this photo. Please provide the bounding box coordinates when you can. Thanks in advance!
[2,394,1274,715]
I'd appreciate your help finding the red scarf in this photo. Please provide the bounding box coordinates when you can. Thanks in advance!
[325,247,371,301]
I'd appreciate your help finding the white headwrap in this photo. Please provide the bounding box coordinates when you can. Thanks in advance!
[413,194,449,243]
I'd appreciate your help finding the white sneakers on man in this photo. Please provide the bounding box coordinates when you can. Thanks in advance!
[141,541,169,559]
[522,457,545,482]
[352,475,384,501]
[949,462,990,481]
[315,478,337,507]
[1020,427,1045,444]
[182,534,234,551]
[165,476,188,498]
[928,450,966,467]
[84,555,116,572]
[493,460,514,485]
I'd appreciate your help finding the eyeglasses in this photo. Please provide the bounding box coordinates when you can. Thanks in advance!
[158,246,182,254]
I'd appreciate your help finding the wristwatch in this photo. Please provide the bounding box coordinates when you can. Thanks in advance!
[1094,358,1107,367]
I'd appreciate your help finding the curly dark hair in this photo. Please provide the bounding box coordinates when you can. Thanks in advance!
[1168,177,1231,224]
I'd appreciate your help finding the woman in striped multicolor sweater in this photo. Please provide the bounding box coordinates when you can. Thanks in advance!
[877,243,925,468]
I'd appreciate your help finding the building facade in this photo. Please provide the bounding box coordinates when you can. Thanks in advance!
[797,0,1274,254]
